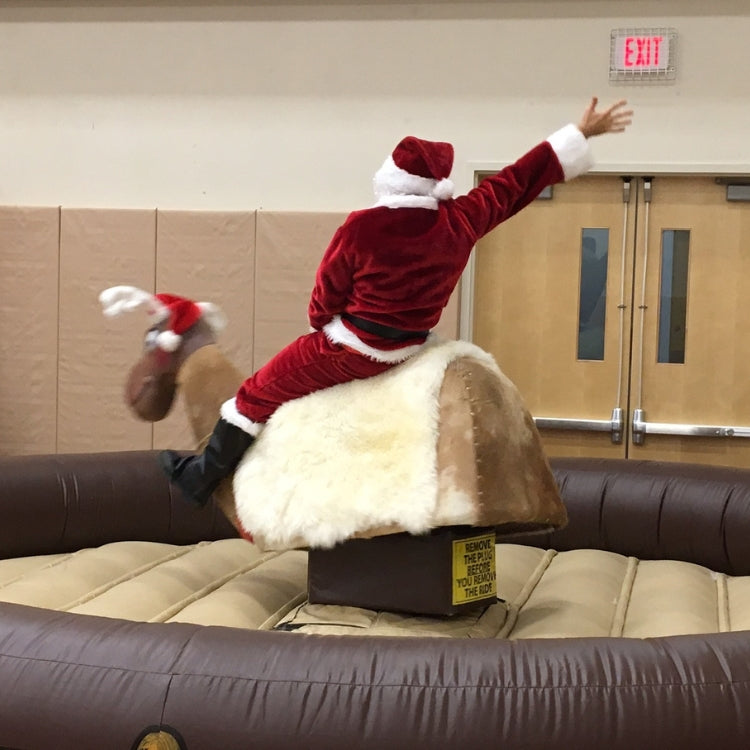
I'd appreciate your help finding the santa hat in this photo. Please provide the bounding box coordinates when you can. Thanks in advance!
[373,136,455,208]
[99,285,226,352]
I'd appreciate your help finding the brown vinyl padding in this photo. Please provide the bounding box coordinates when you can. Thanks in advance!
[1,451,750,749]
[0,451,237,558]
[539,457,750,576]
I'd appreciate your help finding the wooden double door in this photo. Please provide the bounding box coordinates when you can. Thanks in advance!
[473,174,750,466]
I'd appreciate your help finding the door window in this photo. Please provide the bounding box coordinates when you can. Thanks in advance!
[657,229,690,364]
[578,228,610,361]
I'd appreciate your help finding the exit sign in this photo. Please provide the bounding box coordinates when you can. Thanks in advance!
[610,27,677,83]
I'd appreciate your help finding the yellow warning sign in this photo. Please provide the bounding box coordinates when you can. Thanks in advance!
[452,532,497,605]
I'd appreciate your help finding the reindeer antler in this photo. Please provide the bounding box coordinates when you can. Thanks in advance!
[99,285,165,319]
[99,285,227,352]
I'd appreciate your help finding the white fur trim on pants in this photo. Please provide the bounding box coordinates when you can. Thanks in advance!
[323,315,431,363]
[546,123,595,182]
[220,398,264,437]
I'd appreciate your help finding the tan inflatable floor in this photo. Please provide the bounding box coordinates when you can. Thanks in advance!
[2,539,747,638]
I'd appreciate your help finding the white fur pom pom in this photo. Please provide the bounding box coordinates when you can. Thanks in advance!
[432,178,454,201]
[155,330,182,352]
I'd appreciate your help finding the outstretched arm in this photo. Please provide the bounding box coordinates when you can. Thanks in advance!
[451,98,634,240]
[578,97,633,138]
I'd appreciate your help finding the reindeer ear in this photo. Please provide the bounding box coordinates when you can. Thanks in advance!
[196,302,227,333]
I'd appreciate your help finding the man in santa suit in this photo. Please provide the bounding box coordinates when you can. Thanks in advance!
[160,96,633,507]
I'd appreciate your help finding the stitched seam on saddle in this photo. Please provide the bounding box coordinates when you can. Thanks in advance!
[496,548,557,639]
[0,553,74,589]
[155,551,286,623]
[717,572,730,633]
[610,557,638,637]
[59,544,203,611]
[463,362,483,519]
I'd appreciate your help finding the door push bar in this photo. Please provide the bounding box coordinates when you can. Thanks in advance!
[631,408,750,445]
[534,408,624,444]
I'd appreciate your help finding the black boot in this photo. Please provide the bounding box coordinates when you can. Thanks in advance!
[159,418,255,507]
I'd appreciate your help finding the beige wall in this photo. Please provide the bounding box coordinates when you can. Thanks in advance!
[0,1,749,212]
[0,207,60,454]
[0,207,459,455]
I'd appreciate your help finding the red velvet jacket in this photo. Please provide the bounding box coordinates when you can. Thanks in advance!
[308,139,566,352]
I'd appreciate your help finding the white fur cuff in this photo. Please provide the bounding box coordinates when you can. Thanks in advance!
[546,123,595,182]
[220,398,264,437]
[374,194,439,210]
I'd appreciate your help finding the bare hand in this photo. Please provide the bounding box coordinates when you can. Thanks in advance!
[578,97,633,138]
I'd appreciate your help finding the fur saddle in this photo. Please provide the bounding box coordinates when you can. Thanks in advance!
[232,339,566,552]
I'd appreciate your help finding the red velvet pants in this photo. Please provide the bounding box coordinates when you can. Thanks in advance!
[234,331,396,424]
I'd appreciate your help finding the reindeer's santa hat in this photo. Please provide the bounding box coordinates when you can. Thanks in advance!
[99,285,226,351]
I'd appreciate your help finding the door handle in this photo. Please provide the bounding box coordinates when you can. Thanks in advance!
[632,408,750,444]
[534,408,624,444]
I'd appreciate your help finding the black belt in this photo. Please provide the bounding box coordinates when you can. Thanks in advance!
[342,313,430,342]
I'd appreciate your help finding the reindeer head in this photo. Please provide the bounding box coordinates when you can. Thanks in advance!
[100,286,226,421]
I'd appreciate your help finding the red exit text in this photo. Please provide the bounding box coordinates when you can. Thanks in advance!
[623,36,664,68]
